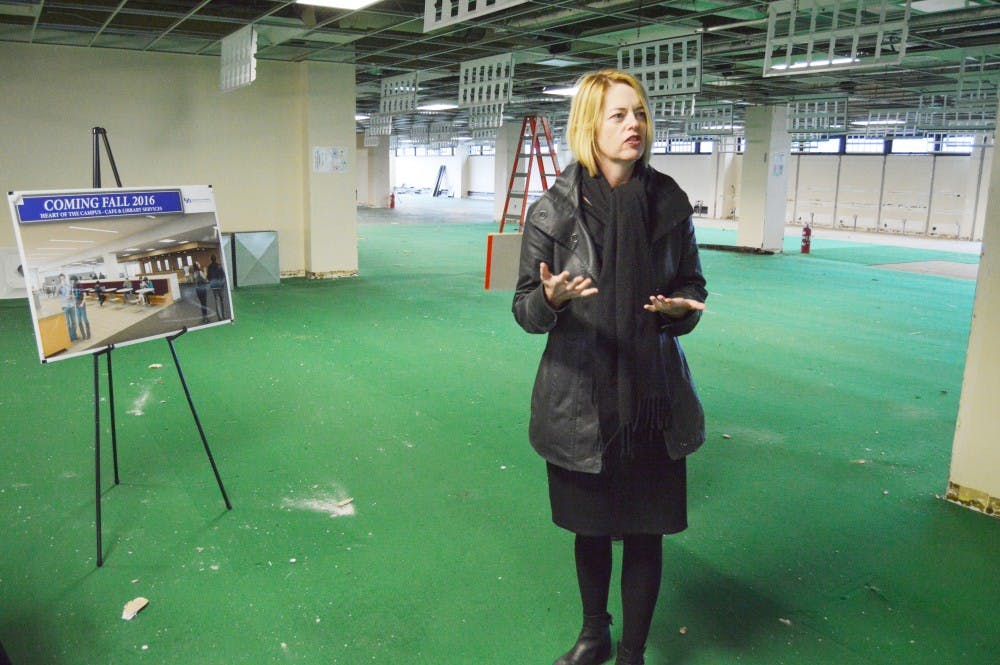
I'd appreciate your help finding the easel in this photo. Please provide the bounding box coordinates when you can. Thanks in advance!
[90,127,231,567]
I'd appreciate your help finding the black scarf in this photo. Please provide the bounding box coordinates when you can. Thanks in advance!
[581,166,669,454]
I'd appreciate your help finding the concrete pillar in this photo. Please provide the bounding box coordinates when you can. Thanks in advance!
[101,253,122,279]
[493,121,522,224]
[738,105,790,252]
[947,98,1000,515]
[971,132,994,241]
[303,61,358,279]
[456,142,470,199]
[714,135,739,220]
[356,134,392,207]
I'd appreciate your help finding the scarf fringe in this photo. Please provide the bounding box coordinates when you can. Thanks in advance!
[617,396,670,460]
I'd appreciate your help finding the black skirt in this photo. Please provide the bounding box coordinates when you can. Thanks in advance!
[547,440,687,537]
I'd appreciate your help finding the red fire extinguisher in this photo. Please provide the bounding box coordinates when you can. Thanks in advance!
[801,224,812,254]
[389,192,395,209]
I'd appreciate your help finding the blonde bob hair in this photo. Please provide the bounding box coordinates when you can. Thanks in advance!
[566,69,654,177]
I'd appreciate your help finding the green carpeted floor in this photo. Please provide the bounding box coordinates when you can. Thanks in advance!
[1,203,997,665]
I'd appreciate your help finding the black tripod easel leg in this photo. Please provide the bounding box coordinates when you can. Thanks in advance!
[167,330,232,510]
[93,352,103,567]
[92,126,123,189]
[93,345,120,568]
[107,348,120,484]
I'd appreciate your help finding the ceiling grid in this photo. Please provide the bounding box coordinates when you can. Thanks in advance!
[0,0,996,141]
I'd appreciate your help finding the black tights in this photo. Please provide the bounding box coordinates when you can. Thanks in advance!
[574,533,663,653]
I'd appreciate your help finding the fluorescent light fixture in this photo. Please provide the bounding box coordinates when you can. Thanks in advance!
[67,225,118,234]
[537,58,580,68]
[158,239,178,243]
[543,86,578,97]
[296,0,379,9]
[417,103,459,111]
[771,57,859,70]
[355,114,370,121]
[851,119,906,126]
[49,239,96,244]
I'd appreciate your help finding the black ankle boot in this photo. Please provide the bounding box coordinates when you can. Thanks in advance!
[615,643,644,665]
[553,612,613,665]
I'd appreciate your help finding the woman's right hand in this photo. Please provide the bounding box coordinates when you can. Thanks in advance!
[540,262,598,307]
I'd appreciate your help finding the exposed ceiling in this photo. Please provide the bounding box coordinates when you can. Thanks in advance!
[1,0,998,142]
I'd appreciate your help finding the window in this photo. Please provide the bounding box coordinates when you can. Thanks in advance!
[668,139,696,153]
[938,134,974,154]
[887,134,974,154]
[889,136,934,153]
[845,136,886,154]
[792,136,842,153]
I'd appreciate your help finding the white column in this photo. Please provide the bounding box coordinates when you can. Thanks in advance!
[737,105,790,252]
[971,132,994,241]
[714,135,739,219]
[357,134,391,207]
[303,61,358,279]
[101,253,122,279]
[493,121,522,224]
[947,99,1000,514]
[455,142,470,199]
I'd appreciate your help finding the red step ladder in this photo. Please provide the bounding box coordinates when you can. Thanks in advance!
[499,115,561,233]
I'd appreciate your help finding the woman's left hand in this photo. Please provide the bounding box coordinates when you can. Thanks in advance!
[644,295,706,318]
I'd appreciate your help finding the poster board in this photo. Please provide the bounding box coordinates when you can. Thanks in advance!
[7,185,234,363]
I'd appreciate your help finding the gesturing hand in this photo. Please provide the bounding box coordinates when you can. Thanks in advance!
[540,262,598,307]
[644,295,706,318]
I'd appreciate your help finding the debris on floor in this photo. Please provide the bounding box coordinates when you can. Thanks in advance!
[121,597,149,621]
[283,492,356,518]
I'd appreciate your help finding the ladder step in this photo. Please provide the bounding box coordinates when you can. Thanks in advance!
[508,192,525,198]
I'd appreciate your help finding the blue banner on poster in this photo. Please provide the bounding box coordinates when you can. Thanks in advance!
[16,190,183,223]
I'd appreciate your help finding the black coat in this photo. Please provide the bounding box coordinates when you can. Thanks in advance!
[512,162,708,473]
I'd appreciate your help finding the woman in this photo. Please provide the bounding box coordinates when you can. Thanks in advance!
[512,70,708,665]
[191,261,210,323]
[70,276,91,340]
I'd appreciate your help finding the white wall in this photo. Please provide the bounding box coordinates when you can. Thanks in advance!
[1,42,357,289]
[786,150,990,240]
[649,154,718,213]
[387,143,994,243]
[394,153,465,195]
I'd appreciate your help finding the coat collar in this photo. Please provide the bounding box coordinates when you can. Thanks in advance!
[528,161,693,248]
